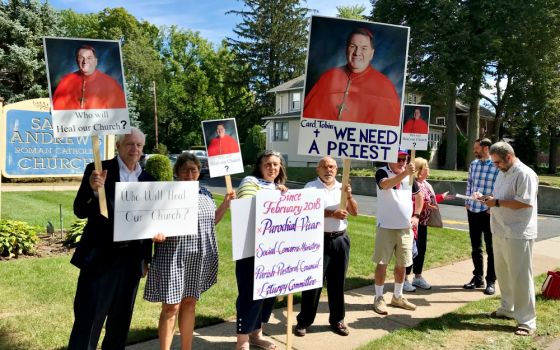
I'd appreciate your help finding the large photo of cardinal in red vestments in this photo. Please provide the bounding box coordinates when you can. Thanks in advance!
[303,16,409,127]
[44,38,127,111]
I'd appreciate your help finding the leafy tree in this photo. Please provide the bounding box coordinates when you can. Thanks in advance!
[200,41,256,141]
[154,27,222,152]
[336,4,367,20]
[511,120,538,166]
[227,0,310,121]
[242,124,266,165]
[372,0,560,170]
[0,0,62,102]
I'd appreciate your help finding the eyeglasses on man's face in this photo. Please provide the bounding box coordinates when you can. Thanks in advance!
[397,157,408,163]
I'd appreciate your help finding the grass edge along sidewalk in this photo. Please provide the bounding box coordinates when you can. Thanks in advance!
[357,272,560,350]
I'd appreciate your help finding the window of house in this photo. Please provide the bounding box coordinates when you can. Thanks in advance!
[428,131,442,150]
[274,121,289,141]
[291,92,301,111]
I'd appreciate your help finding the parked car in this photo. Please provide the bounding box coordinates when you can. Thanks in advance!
[184,150,209,178]
[168,154,180,167]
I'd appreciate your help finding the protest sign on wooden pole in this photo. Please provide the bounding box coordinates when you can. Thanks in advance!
[92,136,108,218]
[339,158,351,209]
[286,293,294,349]
[202,118,244,179]
[252,189,324,349]
[409,149,416,186]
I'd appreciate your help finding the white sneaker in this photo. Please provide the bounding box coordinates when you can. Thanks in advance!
[403,279,416,292]
[412,276,432,290]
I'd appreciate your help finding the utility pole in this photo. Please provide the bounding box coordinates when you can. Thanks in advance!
[153,81,159,150]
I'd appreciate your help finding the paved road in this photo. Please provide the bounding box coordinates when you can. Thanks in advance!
[201,177,560,242]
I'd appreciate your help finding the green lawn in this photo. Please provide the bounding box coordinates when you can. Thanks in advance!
[357,273,560,350]
[0,191,473,350]
[1,191,78,228]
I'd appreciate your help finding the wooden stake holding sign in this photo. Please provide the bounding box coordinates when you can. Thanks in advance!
[339,158,351,209]
[408,150,416,185]
[92,136,108,218]
[286,293,294,349]
[224,175,233,195]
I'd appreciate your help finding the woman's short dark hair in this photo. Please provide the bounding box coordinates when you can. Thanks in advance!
[173,152,200,176]
[252,150,287,185]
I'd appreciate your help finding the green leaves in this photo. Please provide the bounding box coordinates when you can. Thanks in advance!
[0,219,40,259]
[63,219,87,248]
[145,154,173,181]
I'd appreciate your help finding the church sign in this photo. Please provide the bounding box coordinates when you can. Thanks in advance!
[1,98,108,178]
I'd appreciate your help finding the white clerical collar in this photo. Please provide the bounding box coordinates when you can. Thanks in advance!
[117,156,142,182]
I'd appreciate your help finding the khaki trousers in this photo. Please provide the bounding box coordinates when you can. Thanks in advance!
[493,235,536,330]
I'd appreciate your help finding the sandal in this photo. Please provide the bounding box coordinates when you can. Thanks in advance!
[514,325,535,336]
[489,311,513,320]
[248,336,277,350]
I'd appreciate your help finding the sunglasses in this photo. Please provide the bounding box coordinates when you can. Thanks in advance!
[397,157,408,163]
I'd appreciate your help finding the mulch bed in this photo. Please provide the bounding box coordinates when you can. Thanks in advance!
[1,234,74,260]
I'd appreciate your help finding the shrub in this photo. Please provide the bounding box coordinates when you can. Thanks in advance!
[0,219,40,258]
[64,219,87,248]
[145,154,173,181]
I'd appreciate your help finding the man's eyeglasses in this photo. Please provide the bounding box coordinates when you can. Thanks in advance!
[397,157,408,163]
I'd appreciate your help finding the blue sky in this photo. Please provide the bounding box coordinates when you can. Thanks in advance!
[48,0,373,45]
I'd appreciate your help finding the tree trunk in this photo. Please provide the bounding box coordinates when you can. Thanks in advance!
[549,126,559,174]
[466,73,482,169]
[444,83,457,170]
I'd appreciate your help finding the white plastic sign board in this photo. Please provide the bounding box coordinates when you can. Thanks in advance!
[113,181,198,241]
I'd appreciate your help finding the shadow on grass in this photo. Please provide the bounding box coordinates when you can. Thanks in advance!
[0,328,32,350]
[349,310,515,335]
[345,276,372,291]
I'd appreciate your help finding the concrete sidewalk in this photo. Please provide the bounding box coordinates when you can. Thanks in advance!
[127,236,560,350]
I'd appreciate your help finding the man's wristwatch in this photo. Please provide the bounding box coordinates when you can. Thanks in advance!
[495,199,500,207]
[412,213,420,219]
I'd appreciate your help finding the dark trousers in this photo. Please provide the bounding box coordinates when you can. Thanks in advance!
[68,250,141,350]
[406,224,427,276]
[467,210,495,283]
[236,256,276,334]
[297,233,350,327]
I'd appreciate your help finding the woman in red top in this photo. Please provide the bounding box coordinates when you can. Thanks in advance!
[404,157,452,292]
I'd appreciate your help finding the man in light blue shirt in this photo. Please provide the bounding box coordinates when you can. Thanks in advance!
[464,138,499,295]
